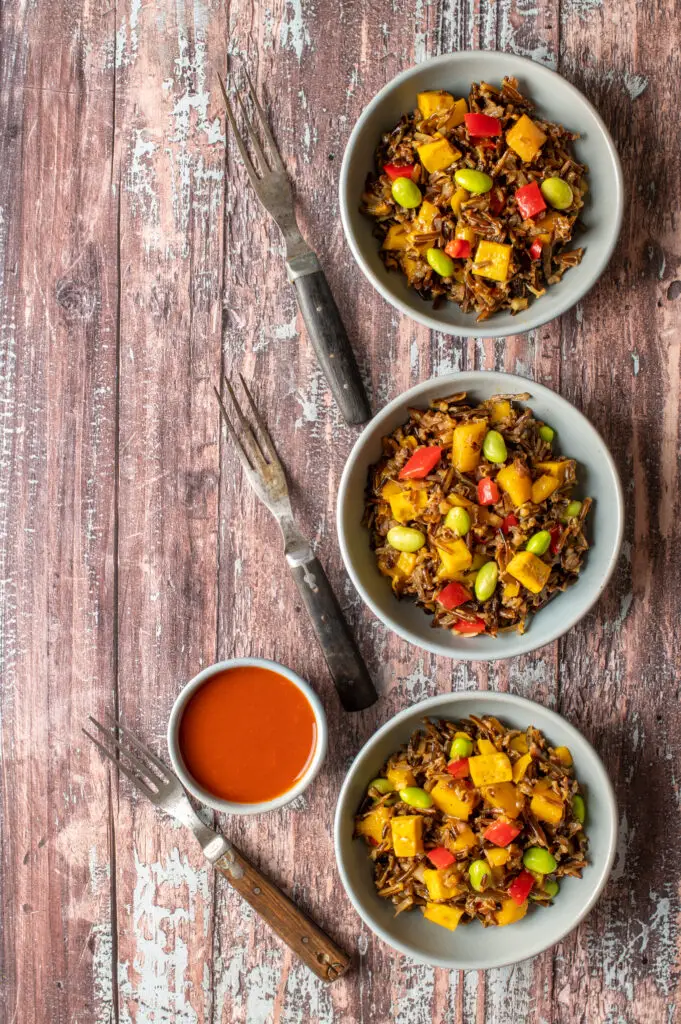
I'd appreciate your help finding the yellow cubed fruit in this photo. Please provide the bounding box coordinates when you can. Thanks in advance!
[423,868,461,901]
[382,223,411,251]
[450,186,470,216]
[497,462,532,506]
[510,734,529,754]
[452,420,488,472]
[436,538,473,578]
[496,897,529,926]
[486,847,511,867]
[532,474,561,503]
[472,240,513,283]
[417,90,455,119]
[382,483,429,524]
[503,581,521,601]
[534,211,559,244]
[387,763,416,789]
[512,752,533,782]
[477,738,497,755]
[413,199,440,233]
[356,805,392,846]
[454,221,477,244]
[450,825,477,852]
[530,781,564,825]
[534,460,573,483]
[423,902,465,931]
[507,551,552,594]
[443,97,468,130]
[430,780,475,820]
[482,782,522,818]
[468,752,513,787]
[553,746,573,767]
[390,552,417,589]
[391,815,424,857]
[449,493,476,509]
[417,137,462,174]
[490,399,512,424]
[505,114,547,163]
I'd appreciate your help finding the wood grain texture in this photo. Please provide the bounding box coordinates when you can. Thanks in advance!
[1,0,679,1020]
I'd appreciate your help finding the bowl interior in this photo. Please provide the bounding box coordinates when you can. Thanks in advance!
[340,51,623,338]
[334,692,617,970]
[337,371,623,661]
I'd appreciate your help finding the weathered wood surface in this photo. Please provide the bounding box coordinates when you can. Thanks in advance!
[1,0,679,1019]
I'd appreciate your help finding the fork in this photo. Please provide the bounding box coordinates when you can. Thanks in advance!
[214,374,377,712]
[218,70,371,426]
[84,713,352,983]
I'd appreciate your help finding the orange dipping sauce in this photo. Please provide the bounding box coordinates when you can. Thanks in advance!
[178,665,318,804]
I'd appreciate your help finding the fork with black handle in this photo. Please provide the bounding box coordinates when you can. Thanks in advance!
[218,71,371,426]
[214,374,377,713]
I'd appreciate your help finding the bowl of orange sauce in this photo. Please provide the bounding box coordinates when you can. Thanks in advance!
[167,658,327,814]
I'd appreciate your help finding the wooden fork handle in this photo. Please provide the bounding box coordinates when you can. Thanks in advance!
[214,847,352,982]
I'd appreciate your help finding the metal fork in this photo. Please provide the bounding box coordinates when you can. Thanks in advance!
[214,374,377,712]
[217,71,370,426]
[84,713,351,983]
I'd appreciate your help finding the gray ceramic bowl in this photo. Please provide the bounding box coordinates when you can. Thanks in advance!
[334,690,617,970]
[339,51,623,339]
[337,371,624,661]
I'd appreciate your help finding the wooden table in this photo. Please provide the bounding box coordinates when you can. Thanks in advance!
[2,0,679,1019]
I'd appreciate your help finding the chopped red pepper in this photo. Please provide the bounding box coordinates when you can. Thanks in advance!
[501,513,519,534]
[489,190,505,215]
[464,112,502,137]
[384,163,415,180]
[508,869,535,905]
[514,181,547,220]
[445,238,472,259]
[437,581,472,610]
[483,821,522,847]
[453,617,486,636]
[399,445,443,480]
[550,525,562,554]
[427,846,456,869]
[447,757,470,779]
[529,240,543,261]
[477,478,500,505]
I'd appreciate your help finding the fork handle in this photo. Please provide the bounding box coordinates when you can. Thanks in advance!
[288,255,371,425]
[214,847,352,983]
[288,554,378,711]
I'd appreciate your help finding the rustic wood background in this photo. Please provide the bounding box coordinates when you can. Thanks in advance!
[1,0,679,1019]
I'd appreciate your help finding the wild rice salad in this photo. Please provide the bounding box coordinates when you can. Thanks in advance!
[355,716,588,930]
[363,392,591,637]
[361,77,587,321]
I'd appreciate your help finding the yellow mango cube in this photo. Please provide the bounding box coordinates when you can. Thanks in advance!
[512,752,533,782]
[534,211,559,244]
[391,815,424,857]
[503,581,521,601]
[450,825,477,852]
[507,551,552,594]
[553,746,573,767]
[417,137,461,173]
[454,221,477,244]
[472,240,513,283]
[382,483,428,524]
[450,186,470,216]
[477,738,497,755]
[534,459,573,482]
[387,763,416,789]
[482,782,522,818]
[530,780,564,825]
[490,399,512,424]
[468,752,513,787]
[382,223,411,251]
[442,97,468,130]
[452,420,488,472]
[506,114,547,163]
[390,552,417,589]
[532,474,561,503]
[430,780,475,820]
[417,90,455,119]
[436,538,473,578]
[423,902,465,931]
[486,847,511,867]
[413,199,440,233]
[356,805,392,846]
[497,462,532,506]
[496,897,528,926]
[510,734,529,754]
[423,868,461,901]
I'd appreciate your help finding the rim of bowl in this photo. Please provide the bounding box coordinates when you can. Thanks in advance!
[167,657,328,815]
[334,690,618,970]
[339,50,624,339]
[336,370,625,661]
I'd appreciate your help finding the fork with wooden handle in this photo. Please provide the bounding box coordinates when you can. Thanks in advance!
[84,713,352,983]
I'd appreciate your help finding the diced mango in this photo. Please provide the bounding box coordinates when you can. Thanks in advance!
[442,97,468,130]
[423,868,461,901]
[497,462,532,506]
[387,763,416,789]
[506,114,547,163]
[450,825,477,852]
[423,902,465,931]
[448,493,476,509]
[534,460,573,483]
[417,137,461,173]
[452,420,488,472]
[382,223,411,251]
[507,551,552,594]
[477,738,497,755]
[468,752,513,788]
[417,90,455,119]
[472,240,513,283]
[553,746,573,767]
[391,815,424,857]
[534,211,559,244]
[486,847,511,867]
[490,400,512,424]
[430,780,475,820]
[436,538,473,578]
[496,897,529,926]
[357,805,392,846]
[390,551,417,589]
[482,782,522,818]
[512,752,533,782]
[503,581,521,601]
[510,734,529,754]
[413,199,440,234]
[530,781,564,825]
[454,221,477,245]
[450,186,470,216]
[382,483,428,524]
[532,474,560,503]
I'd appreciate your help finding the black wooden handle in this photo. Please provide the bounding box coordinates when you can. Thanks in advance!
[292,269,371,425]
[289,556,377,711]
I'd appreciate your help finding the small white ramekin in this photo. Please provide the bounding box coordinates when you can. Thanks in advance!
[167,657,328,815]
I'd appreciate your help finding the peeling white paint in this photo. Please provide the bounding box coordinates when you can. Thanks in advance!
[622,73,649,100]
[280,0,311,61]
[631,351,640,375]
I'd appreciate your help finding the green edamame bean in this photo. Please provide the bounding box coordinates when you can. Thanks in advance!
[426,247,456,278]
[538,425,555,443]
[566,500,582,518]
[444,506,471,537]
[399,786,434,809]
[391,177,422,208]
[469,859,491,892]
[544,878,560,898]
[475,561,499,602]
[540,177,573,210]
[522,846,558,874]
[387,526,426,553]
[572,794,586,823]
[483,429,508,464]
[455,169,493,194]
[369,778,394,796]
[526,530,552,556]
[450,735,474,758]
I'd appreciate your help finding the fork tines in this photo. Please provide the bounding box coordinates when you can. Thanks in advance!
[213,374,281,476]
[83,713,171,801]
[217,69,285,187]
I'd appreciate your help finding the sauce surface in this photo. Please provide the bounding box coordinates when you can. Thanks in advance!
[178,665,317,803]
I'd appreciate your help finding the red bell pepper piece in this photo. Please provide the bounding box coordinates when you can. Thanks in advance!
[445,238,472,259]
[515,181,547,220]
[508,869,535,905]
[489,190,505,215]
[529,240,543,261]
[437,581,472,610]
[447,757,470,779]
[464,112,502,137]
[427,846,456,869]
[399,445,443,480]
[550,526,562,554]
[477,478,500,505]
[483,821,522,847]
[453,617,486,636]
[384,163,415,180]
[501,513,519,535]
